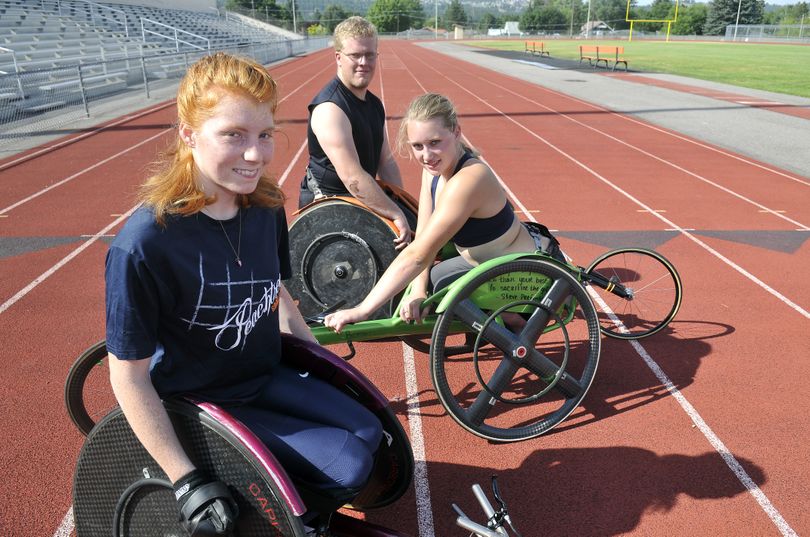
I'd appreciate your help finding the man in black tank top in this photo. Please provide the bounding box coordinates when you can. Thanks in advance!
[300,16,411,249]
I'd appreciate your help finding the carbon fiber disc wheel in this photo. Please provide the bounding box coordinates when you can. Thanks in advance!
[288,200,399,319]
[73,401,306,537]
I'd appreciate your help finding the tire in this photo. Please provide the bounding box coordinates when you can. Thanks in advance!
[65,341,116,436]
[584,248,682,340]
[430,258,601,442]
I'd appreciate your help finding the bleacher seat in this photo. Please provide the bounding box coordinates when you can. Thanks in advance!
[0,0,296,127]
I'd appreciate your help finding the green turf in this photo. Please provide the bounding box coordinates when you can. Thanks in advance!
[468,40,810,98]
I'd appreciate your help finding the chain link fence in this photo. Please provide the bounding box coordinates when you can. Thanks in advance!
[725,23,810,42]
[0,37,329,148]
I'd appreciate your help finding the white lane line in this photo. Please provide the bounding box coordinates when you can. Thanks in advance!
[631,334,799,537]
[522,79,810,187]
[277,139,307,188]
[411,52,809,319]
[482,77,810,231]
[383,49,436,537]
[735,101,786,106]
[1,129,170,216]
[52,505,74,537]
[4,58,330,217]
[0,205,139,315]
[2,54,324,174]
[401,47,802,535]
[402,343,436,537]
[587,287,798,537]
[0,100,175,172]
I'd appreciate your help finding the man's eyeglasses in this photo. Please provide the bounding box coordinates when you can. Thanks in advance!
[340,51,378,62]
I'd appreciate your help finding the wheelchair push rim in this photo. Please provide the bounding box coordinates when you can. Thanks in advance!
[65,340,115,436]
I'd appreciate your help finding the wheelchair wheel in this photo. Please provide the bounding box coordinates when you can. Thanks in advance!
[584,248,682,340]
[287,199,400,320]
[65,340,115,436]
[73,400,307,537]
[430,259,601,442]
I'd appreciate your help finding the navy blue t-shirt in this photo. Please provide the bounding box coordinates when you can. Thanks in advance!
[105,205,291,403]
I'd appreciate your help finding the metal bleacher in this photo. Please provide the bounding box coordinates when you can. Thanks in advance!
[0,0,325,147]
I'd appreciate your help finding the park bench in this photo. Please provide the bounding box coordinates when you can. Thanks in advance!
[579,45,628,71]
[524,40,550,57]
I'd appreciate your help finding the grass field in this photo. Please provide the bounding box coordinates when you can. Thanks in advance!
[468,40,810,98]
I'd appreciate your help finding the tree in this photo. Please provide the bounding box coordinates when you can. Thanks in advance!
[367,0,425,32]
[633,0,674,32]
[593,0,631,30]
[764,1,808,24]
[672,2,708,34]
[520,0,568,33]
[308,23,329,35]
[321,4,349,32]
[704,0,764,35]
[477,12,502,32]
[444,0,468,27]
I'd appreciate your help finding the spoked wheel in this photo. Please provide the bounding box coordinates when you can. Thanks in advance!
[430,259,601,442]
[584,248,682,340]
[65,340,116,436]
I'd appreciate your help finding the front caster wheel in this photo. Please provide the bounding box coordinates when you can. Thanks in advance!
[585,248,682,340]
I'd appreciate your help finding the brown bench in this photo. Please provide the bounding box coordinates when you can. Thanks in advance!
[579,45,628,71]
[524,40,550,57]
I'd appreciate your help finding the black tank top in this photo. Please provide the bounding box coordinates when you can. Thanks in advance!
[303,77,386,196]
[430,153,514,248]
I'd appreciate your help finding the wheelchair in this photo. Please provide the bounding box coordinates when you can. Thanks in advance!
[66,335,414,537]
[286,188,683,443]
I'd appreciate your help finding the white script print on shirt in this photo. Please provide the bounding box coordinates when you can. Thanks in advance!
[181,256,282,352]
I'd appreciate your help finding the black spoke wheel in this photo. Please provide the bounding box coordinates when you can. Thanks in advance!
[65,340,116,436]
[430,259,601,442]
[473,300,569,405]
[585,248,682,340]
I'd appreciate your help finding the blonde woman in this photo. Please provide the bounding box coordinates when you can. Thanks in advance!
[325,93,560,332]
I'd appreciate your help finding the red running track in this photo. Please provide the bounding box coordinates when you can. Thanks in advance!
[0,40,808,537]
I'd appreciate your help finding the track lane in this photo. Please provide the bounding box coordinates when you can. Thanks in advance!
[0,40,807,537]
[0,53,348,537]
[390,39,800,532]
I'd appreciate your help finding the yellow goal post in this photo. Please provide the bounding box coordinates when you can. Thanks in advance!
[625,0,680,41]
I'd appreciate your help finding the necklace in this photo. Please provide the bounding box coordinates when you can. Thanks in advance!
[215,209,242,267]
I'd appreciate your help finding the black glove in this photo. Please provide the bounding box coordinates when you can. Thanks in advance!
[174,469,239,536]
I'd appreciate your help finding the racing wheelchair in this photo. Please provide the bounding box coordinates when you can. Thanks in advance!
[285,186,683,443]
[66,335,414,537]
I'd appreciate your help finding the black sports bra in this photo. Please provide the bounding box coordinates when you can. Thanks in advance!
[430,153,514,248]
